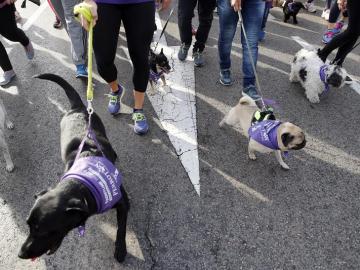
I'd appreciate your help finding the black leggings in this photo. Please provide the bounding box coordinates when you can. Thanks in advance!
[0,4,30,71]
[318,0,360,66]
[93,2,155,92]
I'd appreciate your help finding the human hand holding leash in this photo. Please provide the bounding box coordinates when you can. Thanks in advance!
[337,0,346,11]
[160,0,171,10]
[78,0,98,31]
[231,0,241,11]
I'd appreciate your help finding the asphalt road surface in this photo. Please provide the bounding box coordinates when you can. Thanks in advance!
[1,0,359,269]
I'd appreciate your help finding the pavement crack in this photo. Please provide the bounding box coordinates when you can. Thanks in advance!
[145,197,157,270]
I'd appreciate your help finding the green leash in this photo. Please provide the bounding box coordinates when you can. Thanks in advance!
[74,3,94,114]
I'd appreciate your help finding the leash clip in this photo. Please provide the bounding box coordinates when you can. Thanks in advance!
[87,100,94,115]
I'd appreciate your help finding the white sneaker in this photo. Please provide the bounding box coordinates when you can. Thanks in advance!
[304,2,316,13]
[321,9,329,18]
[0,70,16,86]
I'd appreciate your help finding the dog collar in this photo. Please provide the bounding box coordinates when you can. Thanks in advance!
[319,65,330,94]
[149,69,164,83]
[248,120,281,150]
[288,2,295,12]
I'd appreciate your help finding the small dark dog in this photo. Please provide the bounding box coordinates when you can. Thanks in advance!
[283,0,305,24]
[18,74,129,263]
[148,48,171,94]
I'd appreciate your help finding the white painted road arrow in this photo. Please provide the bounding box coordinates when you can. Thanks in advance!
[148,13,200,195]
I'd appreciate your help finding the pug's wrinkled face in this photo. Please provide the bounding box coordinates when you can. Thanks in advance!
[280,122,306,150]
[326,65,347,88]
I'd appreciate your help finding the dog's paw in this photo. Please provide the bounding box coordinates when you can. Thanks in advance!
[6,163,14,172]
[308,96,320,103]
[281,163,290,170]
[114,246,127,263]
[249,153,257,160]
[6,121,14,130]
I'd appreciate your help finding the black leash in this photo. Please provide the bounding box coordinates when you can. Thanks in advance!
[154,7,175,52]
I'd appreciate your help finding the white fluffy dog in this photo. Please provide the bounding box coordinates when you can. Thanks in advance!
[290,49,347,103]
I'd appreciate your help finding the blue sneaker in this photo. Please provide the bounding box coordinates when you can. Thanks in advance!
[219,69,233,86]
[107,85,124,115]
[178,43,190,61]
[24,41,34,60]
[322,29,336,44]
[259,30,266,42]
[76,64,88,78]
[242,85,261,101]
[132,110,149,135]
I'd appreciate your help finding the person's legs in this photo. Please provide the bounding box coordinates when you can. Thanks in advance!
[122,2,155,134]
[177,0,197,61]
[259,1,272,41]
[241,0,265,100]
[192,0,216,66]
[93,4,122,114]
[318,0,360,63]
[60,0,87,76]
[193,0,216,52]
[217,0,238,85]
[0,41,12,72]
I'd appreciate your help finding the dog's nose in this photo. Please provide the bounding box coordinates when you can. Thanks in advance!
[18,249,28,259]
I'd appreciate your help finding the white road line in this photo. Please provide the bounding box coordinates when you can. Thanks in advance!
[291,35,315,50]
[22,2,48,31]
[150,13,200,195]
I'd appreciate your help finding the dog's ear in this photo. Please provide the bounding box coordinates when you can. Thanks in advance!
[65,198,89,214]
[149,50,156,57]
[281,132,294,147]
[34,189,49,199]
[160,48,164,55]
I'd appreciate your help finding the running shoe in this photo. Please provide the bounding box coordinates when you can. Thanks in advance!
[0,70,16,86]
[219,69,233,86]
[242,85,261,101]
[132,110,149,135]
[107,85,124,115]
[178,43,190,61]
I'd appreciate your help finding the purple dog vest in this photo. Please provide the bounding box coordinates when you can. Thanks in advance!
[248,120,281,150]
[61,128,122,214]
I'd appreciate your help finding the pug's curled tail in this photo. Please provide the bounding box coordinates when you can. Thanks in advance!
[34,73,85,110]
[239,96,256,106]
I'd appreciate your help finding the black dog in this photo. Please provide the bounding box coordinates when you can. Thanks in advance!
[283,0,305,24]
[148,48,171,94]
[18,74,129,263]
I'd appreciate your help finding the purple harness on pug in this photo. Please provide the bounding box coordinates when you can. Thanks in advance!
[149,69,164,84]
[61,126,122,236]
[248,120,281,150]
[319,65,330,94]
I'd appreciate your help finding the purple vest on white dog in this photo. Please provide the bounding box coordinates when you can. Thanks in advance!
[62,156,122,213]
[248,120,281,150]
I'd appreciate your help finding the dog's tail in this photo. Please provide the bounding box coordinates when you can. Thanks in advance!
[239,96,256,106]
[35,73,85,110]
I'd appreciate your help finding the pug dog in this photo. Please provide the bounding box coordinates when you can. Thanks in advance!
[219,96,306,170]
[290,48,347,103]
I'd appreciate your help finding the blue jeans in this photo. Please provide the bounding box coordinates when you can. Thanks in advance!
[218,0,265,88]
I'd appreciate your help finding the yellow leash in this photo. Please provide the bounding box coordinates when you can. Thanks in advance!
[74,3,94,114]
